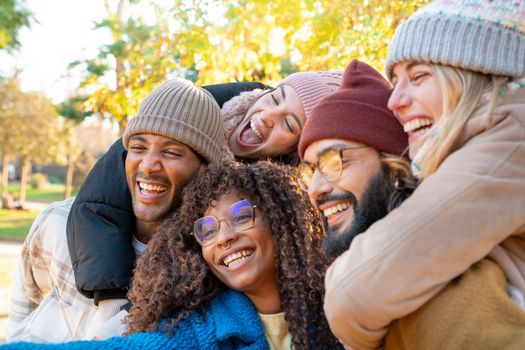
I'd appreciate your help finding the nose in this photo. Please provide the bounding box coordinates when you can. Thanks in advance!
[260,109,276,128]
[387,83,411,115]
[215,219,237,249]
[307,170,333,207]
[139,153,162,176]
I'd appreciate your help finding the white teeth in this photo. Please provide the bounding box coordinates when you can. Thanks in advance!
[139,182,167,192]
[403,118,433,133]
[250,119,263,141]
[223,249,254,267]
[323,202,351,218]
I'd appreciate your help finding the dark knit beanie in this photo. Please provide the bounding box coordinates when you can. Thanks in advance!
[298,59,408,159]
[122,79,224,164]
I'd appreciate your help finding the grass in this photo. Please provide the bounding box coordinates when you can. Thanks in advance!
[0,209,39,241]
[0,182,75,241]
[7,183,68,203]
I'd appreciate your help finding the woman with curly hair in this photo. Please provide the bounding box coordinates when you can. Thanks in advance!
[5,161,340,350]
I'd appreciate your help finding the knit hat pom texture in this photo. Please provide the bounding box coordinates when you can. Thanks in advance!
[122,79,224,164]
[386,0,525,79]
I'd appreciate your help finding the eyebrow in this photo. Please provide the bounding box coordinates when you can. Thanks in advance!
[280,85,304,130]
[316,143,349,159]
[392,60,426,80]
[405,60,426,71]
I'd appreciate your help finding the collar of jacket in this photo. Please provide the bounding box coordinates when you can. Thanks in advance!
[210,289,268,346]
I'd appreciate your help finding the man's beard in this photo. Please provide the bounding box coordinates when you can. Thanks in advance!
[323,165,394,258]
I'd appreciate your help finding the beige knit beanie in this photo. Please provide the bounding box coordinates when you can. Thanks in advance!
[122,79,224,164]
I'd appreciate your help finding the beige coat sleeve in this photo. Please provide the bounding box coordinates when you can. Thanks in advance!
[324,106,525,349]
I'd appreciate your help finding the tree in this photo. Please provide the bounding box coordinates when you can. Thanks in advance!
[0,0,33,51]
[73,0,184,134]
[13,91,60,208]
[0,77,24,206]
[71,0,429,129]
[190,0,430,84]
[56,98,88,199]
[0,77,60,208]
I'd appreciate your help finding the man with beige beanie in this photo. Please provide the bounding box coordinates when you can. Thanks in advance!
[7,79,225,342]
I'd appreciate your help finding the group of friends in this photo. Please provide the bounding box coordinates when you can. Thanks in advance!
[4,0,525,349]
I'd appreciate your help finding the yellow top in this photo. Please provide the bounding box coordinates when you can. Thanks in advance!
[258,312,292,350]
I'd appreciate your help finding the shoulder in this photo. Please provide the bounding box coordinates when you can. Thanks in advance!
[24,198,75,247]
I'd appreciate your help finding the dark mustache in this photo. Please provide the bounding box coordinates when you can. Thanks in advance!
[135,172,169,187]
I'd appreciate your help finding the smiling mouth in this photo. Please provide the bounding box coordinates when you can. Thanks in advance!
[137,181,168,195]
[222,249,254,267]
[403,118,433,136]
[237,119,263,146]
[323,201,352,219]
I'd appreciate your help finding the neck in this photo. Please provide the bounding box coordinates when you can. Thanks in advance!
[244,281,282,314]
[134,220,160,244]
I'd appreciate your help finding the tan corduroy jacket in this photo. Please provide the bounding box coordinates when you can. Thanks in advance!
[324,86,525,350]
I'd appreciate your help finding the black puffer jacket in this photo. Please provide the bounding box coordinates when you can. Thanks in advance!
[67,82,269,304]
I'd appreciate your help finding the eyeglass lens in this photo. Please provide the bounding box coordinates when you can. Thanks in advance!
[194,199,255,246]
[299,149,343,190]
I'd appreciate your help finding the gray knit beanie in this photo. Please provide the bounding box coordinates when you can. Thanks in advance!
[122,79,224,164]
[277,71,343,118]
[385,0,525,80]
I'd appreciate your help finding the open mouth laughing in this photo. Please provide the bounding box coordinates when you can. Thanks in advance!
[403,118,433,137]
[221,248,255,268]
[237,118,264,147]
[321,201,353,227]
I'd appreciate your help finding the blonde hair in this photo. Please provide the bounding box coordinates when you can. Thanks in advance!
[417,65,510,178]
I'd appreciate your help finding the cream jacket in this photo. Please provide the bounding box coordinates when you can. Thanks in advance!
[324,87,525,349]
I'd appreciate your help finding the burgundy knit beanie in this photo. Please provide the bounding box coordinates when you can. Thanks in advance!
[277,71,342,119]
[298,59,408,159]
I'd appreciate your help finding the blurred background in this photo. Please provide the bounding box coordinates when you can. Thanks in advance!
[0,0,429,340]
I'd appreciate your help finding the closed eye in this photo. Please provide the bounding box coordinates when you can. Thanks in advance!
[271,93,278,105]
[129,145,146,152]
[410,72,430,84]
[164,150,182,157]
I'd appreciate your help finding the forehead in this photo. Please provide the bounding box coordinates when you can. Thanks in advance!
[303,138,368,162]
[280,85,307,122]
[205,191,244,216]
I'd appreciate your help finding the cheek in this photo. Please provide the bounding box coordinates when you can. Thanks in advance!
[268,128,298,152]
[201,247,213,267]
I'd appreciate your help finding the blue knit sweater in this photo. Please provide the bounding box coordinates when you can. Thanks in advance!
[2,289,269,350]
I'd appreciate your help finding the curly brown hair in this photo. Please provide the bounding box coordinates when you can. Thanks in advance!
[126,160,338,349]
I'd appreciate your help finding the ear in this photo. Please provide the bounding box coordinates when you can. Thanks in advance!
[198,163,207,175]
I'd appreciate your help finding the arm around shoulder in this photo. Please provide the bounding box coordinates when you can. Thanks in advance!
[324,113,525,348]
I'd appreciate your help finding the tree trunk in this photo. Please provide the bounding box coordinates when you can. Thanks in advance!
[64,153,75,199]
[19,155,31,209]
[1,153,12,209]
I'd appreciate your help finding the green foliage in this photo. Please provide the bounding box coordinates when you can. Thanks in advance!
[30,173,48,189]
[0,0,33,51]
[73,0,430,129]
[57,96,93,122]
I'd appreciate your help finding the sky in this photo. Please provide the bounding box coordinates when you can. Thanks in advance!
[0,0,111,103]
